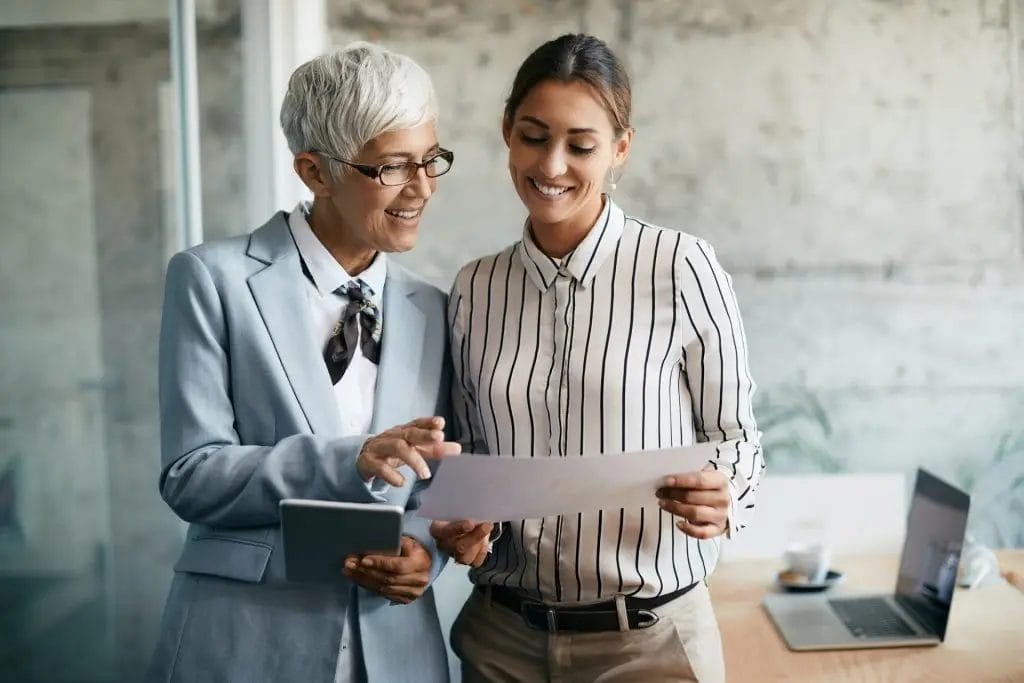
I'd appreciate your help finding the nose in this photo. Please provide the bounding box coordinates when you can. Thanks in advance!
[403,166,434,199]
[537,145,568,179]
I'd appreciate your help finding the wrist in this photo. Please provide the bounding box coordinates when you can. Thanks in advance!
[355,442,373,482]
[355,461,372,482]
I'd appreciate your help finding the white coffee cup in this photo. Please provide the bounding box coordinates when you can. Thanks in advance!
[783,542,831,584]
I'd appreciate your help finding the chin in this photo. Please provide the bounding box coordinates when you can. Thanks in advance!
[525,201,572,225]
[388,236,418,253]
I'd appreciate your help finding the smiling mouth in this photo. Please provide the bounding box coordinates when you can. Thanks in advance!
[385,207,422,220]
[529,177,573,198]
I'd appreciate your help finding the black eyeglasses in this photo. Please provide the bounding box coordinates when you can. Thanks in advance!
[317,148,454,186]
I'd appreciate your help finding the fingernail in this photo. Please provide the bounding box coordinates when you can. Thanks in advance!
[658,499,668,509]
[419,469,432,480]
[665,476,676,486]
[361,558,374,568]
[345,560,356,569]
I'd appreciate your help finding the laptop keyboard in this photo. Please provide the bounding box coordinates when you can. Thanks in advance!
[828,597,917,638]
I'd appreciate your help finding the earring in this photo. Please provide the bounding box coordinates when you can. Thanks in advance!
[608,169,618,192]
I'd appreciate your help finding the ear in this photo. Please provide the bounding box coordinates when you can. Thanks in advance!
[293,152,334,198]
[501,115,513,148]
[612,127,634,168]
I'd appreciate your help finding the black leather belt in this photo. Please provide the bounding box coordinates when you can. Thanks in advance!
[480,582,699,633]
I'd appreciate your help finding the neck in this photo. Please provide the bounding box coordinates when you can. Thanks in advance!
[530,195,606,259]
[307,198,376,276]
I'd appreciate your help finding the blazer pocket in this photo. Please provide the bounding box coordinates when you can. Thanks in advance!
[174,535,273,583]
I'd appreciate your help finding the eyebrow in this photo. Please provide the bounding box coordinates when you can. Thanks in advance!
[519,115,598,135]
[375,144,441,162]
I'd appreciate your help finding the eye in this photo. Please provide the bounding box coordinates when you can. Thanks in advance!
[518,132,547,145]
[380,163,408,174]
[570,145,596,155]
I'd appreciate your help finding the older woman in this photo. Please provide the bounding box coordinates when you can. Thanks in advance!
[444,34,764,682]
[147,43,458,682]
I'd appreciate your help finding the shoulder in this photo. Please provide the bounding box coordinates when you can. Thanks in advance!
[387,260,446,308]
[164,233,251,289]
[621,213,704,253]
[178,233,251,268]
[620,213,728,269]
[168,213,291,283]
[450,243,519,298]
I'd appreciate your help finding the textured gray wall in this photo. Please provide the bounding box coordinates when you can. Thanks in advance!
[329,0,1024,547]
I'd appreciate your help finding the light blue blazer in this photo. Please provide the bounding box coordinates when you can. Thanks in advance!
[147,212,451,682]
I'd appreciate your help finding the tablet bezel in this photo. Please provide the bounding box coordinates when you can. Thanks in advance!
[279,499,404,583]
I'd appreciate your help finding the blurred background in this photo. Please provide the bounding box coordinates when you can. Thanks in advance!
[1,0,1022,681]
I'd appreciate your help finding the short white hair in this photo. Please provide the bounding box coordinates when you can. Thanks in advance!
[279,41,437,179]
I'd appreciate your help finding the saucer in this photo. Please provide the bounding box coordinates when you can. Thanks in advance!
[775,568,844,592]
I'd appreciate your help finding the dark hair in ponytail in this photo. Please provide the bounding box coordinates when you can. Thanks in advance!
[505,33,632,135]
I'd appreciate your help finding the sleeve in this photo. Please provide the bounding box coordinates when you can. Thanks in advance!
[677,239,765,536]
[157,250,382,528]
[447,273,490,456]
[445,272,506,543]
[400,332,454,584]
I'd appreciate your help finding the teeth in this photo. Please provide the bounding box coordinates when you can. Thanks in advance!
[387,209,419,219]
[532,179,569,197]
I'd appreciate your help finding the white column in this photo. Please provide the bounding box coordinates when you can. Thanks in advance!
[169,0,203,248]
[242,0,326,228]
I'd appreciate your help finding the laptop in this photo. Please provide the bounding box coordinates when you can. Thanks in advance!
[763,468,970,651]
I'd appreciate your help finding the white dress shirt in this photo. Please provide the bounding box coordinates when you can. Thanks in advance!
[288,203,385,435]
[449,197,764,603]
[287,202,387,682]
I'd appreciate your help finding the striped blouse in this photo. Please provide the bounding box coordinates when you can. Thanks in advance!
[448,197,764,602]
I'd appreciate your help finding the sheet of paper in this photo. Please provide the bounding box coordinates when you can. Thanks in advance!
[416,444,722,522]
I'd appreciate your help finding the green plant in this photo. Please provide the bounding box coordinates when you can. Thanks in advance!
[957,432,1024,548]
[755,386,843,473]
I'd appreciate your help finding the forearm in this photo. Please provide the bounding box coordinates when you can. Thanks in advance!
[681,238,764,533]
[160,433,381,527]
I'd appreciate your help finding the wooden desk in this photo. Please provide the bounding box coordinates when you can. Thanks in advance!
[709,550,1024,682]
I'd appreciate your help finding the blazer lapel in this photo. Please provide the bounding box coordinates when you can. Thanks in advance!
[370,265,427,433]
[246,213,342,437]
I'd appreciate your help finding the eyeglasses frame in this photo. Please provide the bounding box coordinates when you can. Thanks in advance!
[316,148,455,186]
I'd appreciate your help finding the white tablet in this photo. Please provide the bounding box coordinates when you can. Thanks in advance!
[279,499,403,583]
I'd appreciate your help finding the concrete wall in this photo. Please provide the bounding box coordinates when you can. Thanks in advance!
[328,0,1024,548]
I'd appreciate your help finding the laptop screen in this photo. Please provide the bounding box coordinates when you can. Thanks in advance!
[893,468,971,639]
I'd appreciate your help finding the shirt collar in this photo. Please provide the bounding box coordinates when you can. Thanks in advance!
[287,201,387,301]
[518,196,625,291]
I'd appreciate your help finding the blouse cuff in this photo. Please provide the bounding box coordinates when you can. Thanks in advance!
[724,476,742,539]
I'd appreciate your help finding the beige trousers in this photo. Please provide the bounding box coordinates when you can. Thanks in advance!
[450,583,726,683]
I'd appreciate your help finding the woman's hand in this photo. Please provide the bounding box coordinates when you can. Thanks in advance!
[356,416,461,486]
[656,470,731,539]
[430,520,494,567]
[343,536,433,604]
